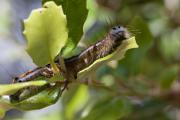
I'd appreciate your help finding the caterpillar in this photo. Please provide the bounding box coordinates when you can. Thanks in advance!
[13,26,130,83]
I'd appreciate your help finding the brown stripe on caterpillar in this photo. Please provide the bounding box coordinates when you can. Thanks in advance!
[13,26,130,83]
[11,26,131,101]
[39,26,130,78]
[13,67,54,83]
[64,26,130,76]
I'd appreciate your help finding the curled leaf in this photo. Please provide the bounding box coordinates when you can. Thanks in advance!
[12,86,61,110]
[77,37,138,80]
[0,80,47,95]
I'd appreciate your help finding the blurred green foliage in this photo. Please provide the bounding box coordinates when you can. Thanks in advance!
[0,0,180,120]
[56,0,180,120]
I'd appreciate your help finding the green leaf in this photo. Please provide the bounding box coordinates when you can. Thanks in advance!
[0,108,5,119]
[0,85,61,118]
[159,28,180,62]
[65,85,89,120]
[48,74,65,83]
[123,99,168,120]
[77,37,138,80]
[82,97,132,120]
[24,1,68,66]
[12,86,61,110]
[42,0,88,57]
[160,66,179,90]
[0,80,47,95]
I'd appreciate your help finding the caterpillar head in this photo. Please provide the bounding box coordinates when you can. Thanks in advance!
[110,26,130,40]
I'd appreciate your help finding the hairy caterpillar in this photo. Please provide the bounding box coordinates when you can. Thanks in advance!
[13,26,130,83]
